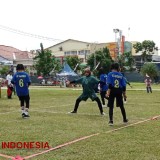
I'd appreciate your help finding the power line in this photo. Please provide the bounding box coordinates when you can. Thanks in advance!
[0,24,63,42]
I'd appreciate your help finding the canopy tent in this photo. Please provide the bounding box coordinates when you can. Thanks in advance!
[57,63,78,76]
[56,63,79,81]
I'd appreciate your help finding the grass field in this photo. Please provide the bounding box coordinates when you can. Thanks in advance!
[0,83,160,160]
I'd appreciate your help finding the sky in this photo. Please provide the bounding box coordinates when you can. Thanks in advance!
[0,0,160,51]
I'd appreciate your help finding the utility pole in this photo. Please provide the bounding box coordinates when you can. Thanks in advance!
[113,29,119,61]
[113,28,122,61]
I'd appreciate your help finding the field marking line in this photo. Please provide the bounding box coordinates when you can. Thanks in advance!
[0,153,14,159]
[32,110,105,116]
[31,101,95,110]
[24,133,100,159]
[107,115,160,133]
[22,114,160,160]
[0,111,17,115]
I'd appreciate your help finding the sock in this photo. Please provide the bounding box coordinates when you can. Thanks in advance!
[25,108,29,115]
[21,106,25,114]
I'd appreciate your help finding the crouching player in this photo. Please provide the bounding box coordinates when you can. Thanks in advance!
[67,68,105,115]
[11,64,31,118]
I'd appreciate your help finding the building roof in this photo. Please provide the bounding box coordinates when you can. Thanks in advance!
[0,55,13,65]
[46,39,92,49]
[0,45,33,61]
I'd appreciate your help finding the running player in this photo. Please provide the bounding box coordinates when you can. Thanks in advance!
[11,64,31,118]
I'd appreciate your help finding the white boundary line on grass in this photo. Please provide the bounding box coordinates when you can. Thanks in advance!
[32,110,105,116]
[0,111,17,115]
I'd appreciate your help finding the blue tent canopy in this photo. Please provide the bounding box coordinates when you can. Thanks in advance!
[56,63,78,76]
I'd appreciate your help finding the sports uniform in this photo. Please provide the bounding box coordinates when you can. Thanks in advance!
[69,68,104,115]
[99,73,108,107]
[106,63,128,125]
[11,64,31,118]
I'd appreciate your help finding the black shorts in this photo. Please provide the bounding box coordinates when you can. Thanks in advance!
[107,88,123,108]
[18,95,30,102]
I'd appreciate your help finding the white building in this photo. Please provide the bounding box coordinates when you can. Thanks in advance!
[46,39,107,63]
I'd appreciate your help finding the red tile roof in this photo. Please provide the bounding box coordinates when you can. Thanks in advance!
[0,45,33,60]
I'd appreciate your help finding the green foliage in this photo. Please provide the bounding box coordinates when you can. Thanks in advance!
[133,40,157,62]
[0,66,9,75]
[87,47,113,75]
[140,63,159,79]
[65,56,81,71]
[118,52,135,71]
[133,42,143,53]
[34,43,60,76]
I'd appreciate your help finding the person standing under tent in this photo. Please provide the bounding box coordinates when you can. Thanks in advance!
[106,63,128,126]
[67,68,105,115]
[11,64,31,118]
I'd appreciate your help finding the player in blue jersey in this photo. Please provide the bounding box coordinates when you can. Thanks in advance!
[99,67,108,107]
[106,63,128,125]
[11,64,31,118]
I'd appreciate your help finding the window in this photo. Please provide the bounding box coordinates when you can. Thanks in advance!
[71,51,77,55]
[64,51,71,56]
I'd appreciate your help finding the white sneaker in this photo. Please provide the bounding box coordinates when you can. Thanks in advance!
[101,112,106,116]
[108,121,113,126]
[102,105,106,108]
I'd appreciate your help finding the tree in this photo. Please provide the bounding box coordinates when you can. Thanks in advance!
[140,63,159,79]
[87,47,113,76]
[34,43,59,76]
[133,40,157,62]
[118,51,135,71]
[0,66,9,76]
[65,56,81,72]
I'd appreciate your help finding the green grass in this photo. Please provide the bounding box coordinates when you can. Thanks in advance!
[0,83,160,160]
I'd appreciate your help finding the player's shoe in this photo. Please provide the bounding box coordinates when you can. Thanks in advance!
[22,113,30,118]
[22,113,26,118]
[108,121,113,126]
[123,119,128,123]
[100,112,105,115]
[102,105,106,108]
[69,110,77,114]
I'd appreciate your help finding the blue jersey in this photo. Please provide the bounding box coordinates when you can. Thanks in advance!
[11,72,31,96]
[107,71,126,89]
[100,74,108,91]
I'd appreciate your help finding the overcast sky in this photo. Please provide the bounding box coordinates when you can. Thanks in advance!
[0,0,159,51]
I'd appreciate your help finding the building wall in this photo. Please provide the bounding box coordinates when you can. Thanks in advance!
[130,41,138,55]
[48,40,89,56]
[47,39,90,63]
[47,39,138,63]
[47,40,109,63]
[106,42,117,60]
